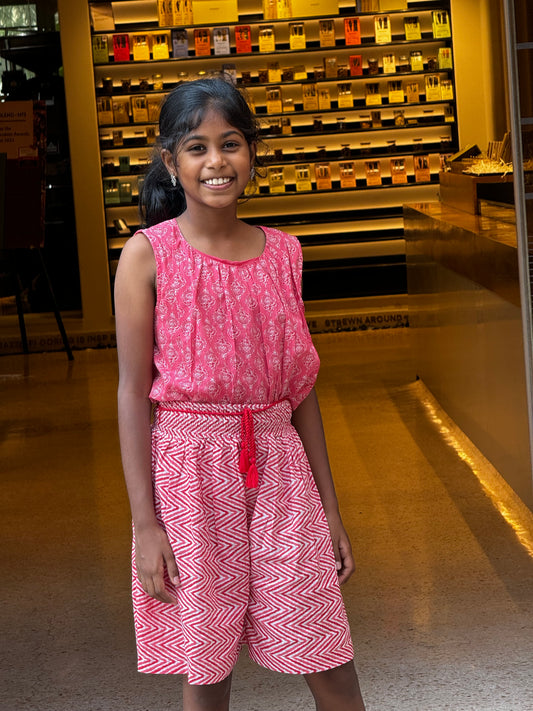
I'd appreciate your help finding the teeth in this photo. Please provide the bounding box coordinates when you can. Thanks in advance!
[203,177,232,185]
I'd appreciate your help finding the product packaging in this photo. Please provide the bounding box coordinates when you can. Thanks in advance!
[113,34,130,61]
[344,17,361,45]
[235,26,252,53]
[194,29,211,56]
[295,164,313,191]
[374,15,391,44]
[92,35,109,63]
[390,157,408,184]
[132,34,150,61]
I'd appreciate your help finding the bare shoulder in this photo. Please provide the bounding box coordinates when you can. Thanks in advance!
[116,232,156,285]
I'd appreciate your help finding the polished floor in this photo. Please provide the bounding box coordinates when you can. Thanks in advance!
[2,329,533,711]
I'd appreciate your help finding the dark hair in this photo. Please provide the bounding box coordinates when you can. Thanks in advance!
[139,76,260,228]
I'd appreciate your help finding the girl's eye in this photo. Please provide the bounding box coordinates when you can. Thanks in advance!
[224,141,241,149]
[187,144,206,152]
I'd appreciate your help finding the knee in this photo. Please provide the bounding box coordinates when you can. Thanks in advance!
[183,674,232,711]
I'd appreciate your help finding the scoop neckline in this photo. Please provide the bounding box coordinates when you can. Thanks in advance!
[175,220,268,266]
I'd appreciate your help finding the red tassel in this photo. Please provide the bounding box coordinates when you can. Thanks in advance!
[246,460,259,488]
[239,447,249,474]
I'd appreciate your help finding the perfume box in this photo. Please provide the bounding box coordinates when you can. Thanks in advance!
[302,84,319,111]
[365,160,382,186]
[214,27,231,55]
[92,35,109,63]
[337,83,353,109]
[403,15,421,40]
[268,167,285,193]
[104,178,120,204]
[374,15,391,44]
[315,162,332,190]
[266,87,283,114]
[258,26,276,52]
[425,75,441,101]
[432,10,451,38]
[152,33,170,59]
[349,55,363,76]
[344,17,361,45]
[171,0,183,25]
[339,161,356,188]
[438,47,453,69]
[132,34,151,61]
[97,97,114,125]
[388,80,404,103]
[268,62,282,82]
[235,26,252,53]
[131,95,149,123]
[410,50,424,72]
[441,79,454,100]
[295,164,313,191]
[382,53,396,74]
[113,99,130,124]
[194,28,211,56]
[113,34,130,61]
[318,88,331,110]
[172,29,189,57]
[390,158,408,184]
[365,83,382,106]
[157,0,173,25]
[414,154,431,182]
[148,98,161,122]
[406,81,420,103]
[289,23,306,50]
[319,20,336,48]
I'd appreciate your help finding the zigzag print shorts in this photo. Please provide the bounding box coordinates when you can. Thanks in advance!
[132,399,354,685]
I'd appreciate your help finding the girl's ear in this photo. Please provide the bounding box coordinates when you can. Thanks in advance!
[161,148,176,174]
[249,141,257,166]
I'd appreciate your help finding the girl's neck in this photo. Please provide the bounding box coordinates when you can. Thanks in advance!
[177,210,264,262]
[178,207,240,242]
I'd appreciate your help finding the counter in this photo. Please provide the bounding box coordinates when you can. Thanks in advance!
[405,202,533,509]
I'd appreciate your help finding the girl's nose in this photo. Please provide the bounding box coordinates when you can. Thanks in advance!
[206,147,226,168]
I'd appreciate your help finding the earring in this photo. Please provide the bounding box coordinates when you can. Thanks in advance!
[250,166,255,181]
[170,173,177,187]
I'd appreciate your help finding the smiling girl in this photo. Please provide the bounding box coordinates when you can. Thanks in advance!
[114,77,366,711]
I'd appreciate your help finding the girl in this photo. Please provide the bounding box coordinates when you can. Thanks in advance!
[115,77,367,711]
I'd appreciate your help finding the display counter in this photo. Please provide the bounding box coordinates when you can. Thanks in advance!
[405,201,533,509]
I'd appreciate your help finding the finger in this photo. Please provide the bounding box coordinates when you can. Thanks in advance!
[165,552,180,587]
[151,574,178,605]
[338,545,356,585]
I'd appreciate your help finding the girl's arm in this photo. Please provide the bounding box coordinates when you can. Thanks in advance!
[291,388,355,584]
[115,234,179,604]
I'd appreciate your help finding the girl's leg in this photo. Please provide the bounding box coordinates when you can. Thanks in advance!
[182,673,233,711]
[304,660,366,711]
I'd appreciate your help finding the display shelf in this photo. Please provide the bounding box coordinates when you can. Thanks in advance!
[90,0,457,300]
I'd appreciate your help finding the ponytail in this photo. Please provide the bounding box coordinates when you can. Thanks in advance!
[138,150,186,228]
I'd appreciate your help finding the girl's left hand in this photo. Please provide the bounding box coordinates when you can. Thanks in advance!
[326,511,356,585]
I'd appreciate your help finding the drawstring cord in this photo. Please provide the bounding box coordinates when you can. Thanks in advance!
[239,407,259,488]
[157,400,285,489]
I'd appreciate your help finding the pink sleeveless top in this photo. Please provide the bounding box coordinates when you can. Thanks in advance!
[141,219,320,409]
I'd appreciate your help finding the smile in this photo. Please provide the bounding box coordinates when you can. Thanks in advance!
[202,177,233,186]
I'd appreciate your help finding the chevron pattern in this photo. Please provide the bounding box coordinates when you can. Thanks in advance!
[132,400,353,684]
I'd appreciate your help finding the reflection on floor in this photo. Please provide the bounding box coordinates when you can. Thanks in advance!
[2,330,533,711]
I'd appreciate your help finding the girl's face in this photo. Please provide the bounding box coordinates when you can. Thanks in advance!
[164,108,255,213]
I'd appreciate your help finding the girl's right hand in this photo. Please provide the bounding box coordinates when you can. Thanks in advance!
[134,523,180,605]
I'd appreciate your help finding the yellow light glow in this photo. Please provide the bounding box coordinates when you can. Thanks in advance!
[414,381,533,560]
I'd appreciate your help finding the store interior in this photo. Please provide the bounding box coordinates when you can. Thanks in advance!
[2,2,533,709]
